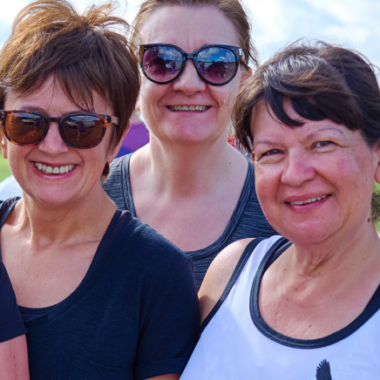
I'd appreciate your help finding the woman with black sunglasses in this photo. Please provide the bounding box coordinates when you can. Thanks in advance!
[104,0,277,290]
[0,1,199,379]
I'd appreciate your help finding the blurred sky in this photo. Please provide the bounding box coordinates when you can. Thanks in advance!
[0,0,379,67]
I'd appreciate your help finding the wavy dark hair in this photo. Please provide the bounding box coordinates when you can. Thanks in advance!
[0,0,140,176]
[234,41,380,220]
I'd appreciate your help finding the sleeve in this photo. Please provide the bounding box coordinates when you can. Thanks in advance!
[0,261,27,343]
[134,243,200,380]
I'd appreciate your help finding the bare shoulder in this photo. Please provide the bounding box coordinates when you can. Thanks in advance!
[198,238,254,323]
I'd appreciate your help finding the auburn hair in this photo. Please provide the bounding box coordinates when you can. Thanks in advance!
[0,0,140,165]
[132,0,258,69]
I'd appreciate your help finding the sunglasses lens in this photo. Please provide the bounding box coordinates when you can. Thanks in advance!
[142,46,183,83]
[62,115,105,148]
[4,112,47,145]
[197,47,237,84]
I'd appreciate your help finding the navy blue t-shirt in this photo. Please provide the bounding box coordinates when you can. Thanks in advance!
[0,198,200,380]
[0,260,27,343]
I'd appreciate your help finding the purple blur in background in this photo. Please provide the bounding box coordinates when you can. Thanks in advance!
[116,121,149,158]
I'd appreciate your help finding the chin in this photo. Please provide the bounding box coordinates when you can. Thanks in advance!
[171,128,223,146]
[25,189,76,207]
[278,221,339,245]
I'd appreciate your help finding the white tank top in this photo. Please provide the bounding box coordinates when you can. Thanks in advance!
[181,236,380,380]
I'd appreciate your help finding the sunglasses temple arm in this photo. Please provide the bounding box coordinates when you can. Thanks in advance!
[110,116,119,125]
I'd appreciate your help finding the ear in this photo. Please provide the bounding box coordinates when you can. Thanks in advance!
[374,141,380,184]
[239,67,252,88]
[135,96,140,112]
[106,122,130,164]
[0,130,8,159]
[250,152,255,165]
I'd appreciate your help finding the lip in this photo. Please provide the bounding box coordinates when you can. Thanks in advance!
[284,194,330,203]
[284,194,331,211]
[30,161,78,179]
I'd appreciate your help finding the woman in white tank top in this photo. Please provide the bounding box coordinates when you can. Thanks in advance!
[181,41,380,379]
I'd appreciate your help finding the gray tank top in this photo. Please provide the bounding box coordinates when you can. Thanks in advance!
[103,154,277,289]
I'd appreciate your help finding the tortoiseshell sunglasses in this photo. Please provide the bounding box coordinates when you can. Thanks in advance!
[0,110,119,149]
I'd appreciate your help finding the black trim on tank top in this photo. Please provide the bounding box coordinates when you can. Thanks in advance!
[200,237,265,333]
[250,237,380,349]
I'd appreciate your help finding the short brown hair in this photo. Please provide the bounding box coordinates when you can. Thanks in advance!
[234,40,380,220]
[0,0,140,153]
[132,0,258,69]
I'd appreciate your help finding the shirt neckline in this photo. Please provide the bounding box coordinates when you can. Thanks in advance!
[0,198,127,330]
[250,237,380,349]
[122,153,256,259]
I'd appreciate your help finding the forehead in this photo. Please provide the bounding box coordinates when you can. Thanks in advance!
[4,77,112,115]
[139,5,240,51]
[251,101,355,145]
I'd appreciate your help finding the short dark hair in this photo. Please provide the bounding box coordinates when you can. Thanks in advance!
[0,0,140,155]
[234,40,380,220]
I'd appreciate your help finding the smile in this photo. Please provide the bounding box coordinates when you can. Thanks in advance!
[168,105,210,112]
[34,162,75,175]
[289,195,328,206]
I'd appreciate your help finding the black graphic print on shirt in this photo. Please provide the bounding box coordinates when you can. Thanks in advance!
[316,360,332,380]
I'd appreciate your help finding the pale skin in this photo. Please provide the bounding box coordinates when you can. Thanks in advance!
[199,101,380,340]
[0,77,177,380]
[130,5,249,252]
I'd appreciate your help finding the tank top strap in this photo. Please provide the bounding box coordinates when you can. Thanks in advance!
[201,236,285,333]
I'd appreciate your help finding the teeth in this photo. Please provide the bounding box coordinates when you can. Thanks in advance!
[290,196,327,205]
[34,162,75,175]
[169,105,209,112]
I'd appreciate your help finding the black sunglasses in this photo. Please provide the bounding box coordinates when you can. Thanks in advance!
[139,44,244,86]
[0,110,119,149]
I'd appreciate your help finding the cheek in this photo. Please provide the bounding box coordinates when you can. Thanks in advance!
[212,82,240,111]
[331,152,374,195]
[254,166,279,205]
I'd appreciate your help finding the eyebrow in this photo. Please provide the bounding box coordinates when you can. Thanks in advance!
[254,139,277,147]
[254,127,345,147]
[305,127,344,140]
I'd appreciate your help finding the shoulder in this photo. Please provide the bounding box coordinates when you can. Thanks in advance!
[198,238,254,323]
[238,161,278,237]
[0,261,27,342]
[113,214,194,277]
[103,154,130,191]
[103,155,131,209]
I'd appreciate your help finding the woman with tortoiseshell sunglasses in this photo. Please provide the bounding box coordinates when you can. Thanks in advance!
[0,1,199,379]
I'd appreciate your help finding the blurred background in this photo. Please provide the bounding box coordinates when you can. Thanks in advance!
[0,0,379,187]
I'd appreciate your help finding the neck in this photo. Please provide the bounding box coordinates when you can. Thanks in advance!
[15,183,116,245]
[282,219,380,287]
[137,132,248,197]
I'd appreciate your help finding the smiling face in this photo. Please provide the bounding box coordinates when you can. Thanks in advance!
[252,101,380,245]
[1,76,122,206]
[138,5,246,146]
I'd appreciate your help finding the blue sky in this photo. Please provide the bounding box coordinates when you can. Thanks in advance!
[1,0,379,66]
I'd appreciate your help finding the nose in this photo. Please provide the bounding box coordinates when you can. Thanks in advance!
[172,59,206,95]
[37,122,69,155]
[281,151,316,187]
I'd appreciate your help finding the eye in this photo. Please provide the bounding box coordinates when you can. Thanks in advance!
[315,141,332,148]
[262,149,281,156]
